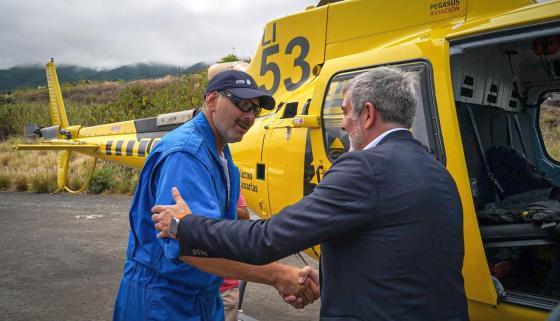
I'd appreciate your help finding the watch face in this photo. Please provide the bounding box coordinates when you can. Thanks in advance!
[169,217,179,236]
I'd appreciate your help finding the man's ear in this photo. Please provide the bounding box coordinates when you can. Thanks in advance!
[205,92,219,111]
[363,102,376,129]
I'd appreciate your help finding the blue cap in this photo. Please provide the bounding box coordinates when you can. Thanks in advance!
[205,70,275,110]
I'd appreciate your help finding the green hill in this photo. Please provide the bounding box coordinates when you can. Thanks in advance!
[0,62,208,93]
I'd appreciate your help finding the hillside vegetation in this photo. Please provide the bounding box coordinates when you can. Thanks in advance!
[0,72,207,194]
[0,72,207,137]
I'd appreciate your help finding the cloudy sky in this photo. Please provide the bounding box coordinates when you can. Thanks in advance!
[0,0,315,70]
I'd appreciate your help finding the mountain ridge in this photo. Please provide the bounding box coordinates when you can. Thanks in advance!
[0,62,209,93]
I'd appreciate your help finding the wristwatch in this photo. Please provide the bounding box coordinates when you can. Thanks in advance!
[169,212,188,238]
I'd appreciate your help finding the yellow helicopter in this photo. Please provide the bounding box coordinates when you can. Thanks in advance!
[16,0,560,320]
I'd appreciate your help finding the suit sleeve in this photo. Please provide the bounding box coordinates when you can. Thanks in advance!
[177,151,378,265]
[154,152,222,261]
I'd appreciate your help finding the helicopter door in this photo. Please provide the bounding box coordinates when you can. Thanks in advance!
[260,100,313,217]
[230,114,274,218]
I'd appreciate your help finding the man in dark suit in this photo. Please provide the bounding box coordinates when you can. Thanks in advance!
[152,66,468,321]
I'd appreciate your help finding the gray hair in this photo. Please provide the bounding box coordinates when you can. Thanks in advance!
[347,66,419,128]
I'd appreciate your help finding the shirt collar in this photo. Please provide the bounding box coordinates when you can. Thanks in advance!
[362,128,409,150]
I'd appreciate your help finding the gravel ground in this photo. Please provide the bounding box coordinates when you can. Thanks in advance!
[0,192,320,321]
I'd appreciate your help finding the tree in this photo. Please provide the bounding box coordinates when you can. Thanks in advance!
[219,54,240,63]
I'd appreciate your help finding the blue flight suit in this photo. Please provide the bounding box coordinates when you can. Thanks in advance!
[113,112,240,321]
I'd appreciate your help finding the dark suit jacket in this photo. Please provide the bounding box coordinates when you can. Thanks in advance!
[177,130,468,321]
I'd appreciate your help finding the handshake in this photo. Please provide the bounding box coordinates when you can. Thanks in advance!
[269,265,320,309]
[152,187,321,309]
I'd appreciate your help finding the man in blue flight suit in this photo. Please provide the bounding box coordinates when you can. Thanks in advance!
[152,66,468,321]
[113,70,319,321]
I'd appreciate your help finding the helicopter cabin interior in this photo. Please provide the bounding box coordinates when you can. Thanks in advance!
[450,26,560,310]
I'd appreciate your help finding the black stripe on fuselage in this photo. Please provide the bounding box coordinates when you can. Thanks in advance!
[106,140,113,155]
[146,138,156,154]
[126,140,135,156]
[115,140,124,156]
[138,140,148,157]
[147,139,161,154]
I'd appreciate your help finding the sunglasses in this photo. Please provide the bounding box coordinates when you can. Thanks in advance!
[219,90,262,115]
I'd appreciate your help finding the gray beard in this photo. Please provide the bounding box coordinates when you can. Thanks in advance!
[348,131,364,151]
[348,135,356,151]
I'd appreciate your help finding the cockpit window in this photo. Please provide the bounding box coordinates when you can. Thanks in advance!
[320,62,444,162]
[539,93,560,162]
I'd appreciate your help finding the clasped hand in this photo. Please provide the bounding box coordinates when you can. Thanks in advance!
[151,187,320,309]
[151,187,191,239]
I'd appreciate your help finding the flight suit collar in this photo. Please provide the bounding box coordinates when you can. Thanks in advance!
[192,112,233,161]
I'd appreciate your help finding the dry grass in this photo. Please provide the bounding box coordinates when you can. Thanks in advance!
[14,176,28,192]
[0,137,138,194]
[28,169,58,193]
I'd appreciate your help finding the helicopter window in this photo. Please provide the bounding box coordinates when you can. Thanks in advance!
[321,62,444,163]
[256,163,265,180]
[539,92,560,163]
[281,102,299,119]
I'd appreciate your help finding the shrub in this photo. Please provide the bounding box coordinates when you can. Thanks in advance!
[113,167,139,195]
[0,173,10,190]
[87,167,116,194]
[29,171,57,193]
[14,176,28,192]
[114,180,135,195]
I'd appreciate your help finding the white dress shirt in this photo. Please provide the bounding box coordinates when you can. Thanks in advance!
[362,128,409,151]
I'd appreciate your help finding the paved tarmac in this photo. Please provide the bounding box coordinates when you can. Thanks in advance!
[0,192,320,321]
